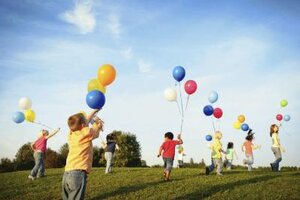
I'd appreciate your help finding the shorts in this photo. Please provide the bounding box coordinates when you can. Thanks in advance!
[163,157,174,172]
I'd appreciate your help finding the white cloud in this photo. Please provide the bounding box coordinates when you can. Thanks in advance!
[107,14,121,37]
[138,59,152,73]
[60,1,96,34]
[121,47,133,59]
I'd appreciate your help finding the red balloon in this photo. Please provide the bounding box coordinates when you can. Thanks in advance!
[184,80,197,95]
[276,114,283,121]
[213,107,223,119]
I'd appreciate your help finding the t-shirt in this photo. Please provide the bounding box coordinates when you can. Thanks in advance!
[211,139,222,159]
[177,152,184,161]
[65,127,96,174]
[244,141,253,155]
[226,148,234,160]
[106,142,117,153]
[34,137,48,153]
[161,140,181,159]
[272,133,280,148]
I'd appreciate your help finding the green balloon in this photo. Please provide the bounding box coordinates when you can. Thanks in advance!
[280,99,288,107]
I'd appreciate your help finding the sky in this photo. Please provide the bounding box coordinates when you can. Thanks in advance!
[0,0,299,167]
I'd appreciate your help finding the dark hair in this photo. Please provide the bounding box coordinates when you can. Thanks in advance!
[68,113,86,132]
[164,132,174,140]
[245,134,254,141]
[270,124,279,137]
[227,142,234,149]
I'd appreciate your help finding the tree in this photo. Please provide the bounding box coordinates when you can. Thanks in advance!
[92,146,104,167]
[58,143,69,167]
[14,142,34,170]
[100,131,142,167]
[141,160,148,167]
[190,158,194,165]
[0,158,15,172]
[45,148,60,168]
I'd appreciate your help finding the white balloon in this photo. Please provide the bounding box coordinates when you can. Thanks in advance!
[164,88,177,102]
[19,97,32,110]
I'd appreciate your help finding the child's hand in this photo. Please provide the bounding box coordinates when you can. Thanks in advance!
[177,134,181,139]
[157,154,161,158]
[56,128,61,132]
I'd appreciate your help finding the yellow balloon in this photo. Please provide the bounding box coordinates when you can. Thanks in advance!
[97,64,116,86]
[25,109,35,122]
[233,121,241,129]
[238,115,245,123]
[87,79,106,93]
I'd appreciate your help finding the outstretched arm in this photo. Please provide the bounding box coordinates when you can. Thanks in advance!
[86,109,100,124]
[92,116,104,139]
[177,134,183,144]
[46,128,61,139]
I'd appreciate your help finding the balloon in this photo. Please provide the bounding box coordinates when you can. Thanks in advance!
[86,90,106,109]
[280,99,288,107]
[172,66,185,82]
[238,115,246,123]
[164,88,177,102]
[19,97,32,110]
[208,91,218,104]
[97,64,116,86]
[284,115,291,122]
[233,121,241,129]
[87,79,106,94]
[12,112,25,123]
[276,114,283,121]
[25,109,35,122]
[203,105,214,116]
[241,123,249,131]
[205,135,212,141]
[184,80,197,95]
[213,107,223,119]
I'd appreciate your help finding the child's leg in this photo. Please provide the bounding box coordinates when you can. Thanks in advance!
[61,170,87,200]
[227,160,232,169]
[30,152,41,177]
[165,158,174,180]
[271,147,282,171]
[37,153,45,177]
[207,158,215,173]
[105,152,112,173]
[216,159,223,175]
[247,155,254,171]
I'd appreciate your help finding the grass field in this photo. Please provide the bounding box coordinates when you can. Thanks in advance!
[0,168,299,200]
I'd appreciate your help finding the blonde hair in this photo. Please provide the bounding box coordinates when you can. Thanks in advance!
[214,131,222,139]
[38,130,49,138]
[68,113,86,132]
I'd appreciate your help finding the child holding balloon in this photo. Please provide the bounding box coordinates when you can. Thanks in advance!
[158,132,183,181]
[270,124,285,172]
[28,128,61,180]
[205,131,225,176]
[62,110,103,200]
[242,130,261,171]
[224,142,238,170]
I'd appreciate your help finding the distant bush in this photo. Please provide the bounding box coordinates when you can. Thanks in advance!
[0,158,15,172]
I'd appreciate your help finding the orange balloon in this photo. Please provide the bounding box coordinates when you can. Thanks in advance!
[238,115,245,123]
[97,64,116,86]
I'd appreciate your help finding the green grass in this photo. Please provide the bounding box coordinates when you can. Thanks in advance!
[0,168,299,200]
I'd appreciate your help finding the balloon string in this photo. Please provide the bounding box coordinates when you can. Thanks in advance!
[211,117,216,133]
[176,100,182,116]
[280,124,291,136]
[178,82,185,134]
[185,95,190,111]
[33,121,54,130]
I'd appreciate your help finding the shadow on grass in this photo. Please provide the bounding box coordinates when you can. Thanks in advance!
[174,174,281,200]
[90,178,181,200]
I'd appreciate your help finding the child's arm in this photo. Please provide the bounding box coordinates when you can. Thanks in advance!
[86,109,100,125]
[234,150,239,160]
[30,142,36,151]
[45,128,61,139]
[177,134,183,144]
[252,144,261,150]
[157,146,163,157]
[241,144,244,152]
[92,116,104,139]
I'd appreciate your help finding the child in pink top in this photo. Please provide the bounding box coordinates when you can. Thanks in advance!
[28,128,60,180]
[242,130,261,171]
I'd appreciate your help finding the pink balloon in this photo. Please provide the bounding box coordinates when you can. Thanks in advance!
[276,114,283,121]
[184,80,197,95]
[213,107,223,119]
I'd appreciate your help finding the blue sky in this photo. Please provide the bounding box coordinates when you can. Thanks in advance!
[0,0,300,167]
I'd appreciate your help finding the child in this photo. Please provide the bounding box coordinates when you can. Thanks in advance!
[224,142,238,170]
[28,128,60,180]
[242,130,261,171]
[270,124,285,172]
[177,146,185,168]
[205,131,225,176]
[62,110,103,200]
[103,133,119,174]
[158,132,183,181]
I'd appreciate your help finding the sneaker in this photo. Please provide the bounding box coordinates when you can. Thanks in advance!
[270,163,274,171]
[243,159,247,165]
[205,167,210,175]
[28,175,35,180]
[217,173,223,176]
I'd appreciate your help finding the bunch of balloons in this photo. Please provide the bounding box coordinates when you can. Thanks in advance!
[276,99,291,123]
[163,66,198,133]
[203,91,223,119]
[233,114,249,131]
[12,97,36,124]
[86,64,116,109]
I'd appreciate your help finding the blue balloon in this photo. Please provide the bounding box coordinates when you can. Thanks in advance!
[208,91,218,104]
[241,123,249,131]
[203,105,214,116]
[86,90,106,109]
[172,66,186,82]
[13,111,25,123]
[205,135,212,141]
[284,115,291,122]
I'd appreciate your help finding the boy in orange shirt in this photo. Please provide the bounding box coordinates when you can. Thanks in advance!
[62,110,103,200]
